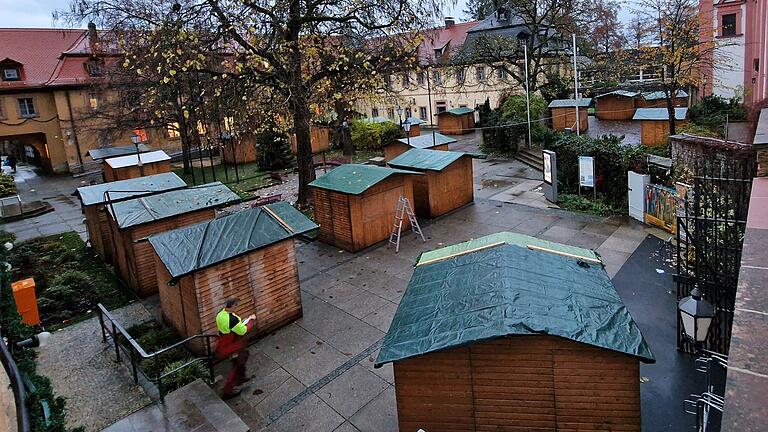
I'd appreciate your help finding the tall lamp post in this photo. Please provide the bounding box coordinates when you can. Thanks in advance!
[678,286,716,352]
[397,106,412,146]
[130,132,144,176]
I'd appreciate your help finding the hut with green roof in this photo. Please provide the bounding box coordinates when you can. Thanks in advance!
[383,132,455,161]
[309,164,419,252]
[149,202,317,350]
[76,172,187,264]
[107,182,240,297]
[633,107,689,146]
[387,148,474,218]
[594,90,639,120]
[637,90,688,108]
[377,232,654,432]
[436,106,476,135]
[549,98,592,132]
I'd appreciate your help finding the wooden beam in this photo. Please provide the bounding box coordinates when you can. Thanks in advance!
[415,241,506,267]
[526,244,602,264]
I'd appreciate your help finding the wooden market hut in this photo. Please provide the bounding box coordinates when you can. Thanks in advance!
[107,182,240,297]
[403,117,425,137]
[102,150,172,182]
[549,98,592,132]
[387,149,474,218]
[594,90,639,120]
[76,172,187,265]
[633,107,689,146]
[222,134,258,165]
[637,90,689,108]
[309,164,419,252]
[383,132,456,161]
[376,232,655,432]
[436,107,475,135]
[149,202,317,350]
[290,125,332,154]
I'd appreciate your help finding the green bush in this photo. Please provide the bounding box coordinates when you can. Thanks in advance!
[255,119,293,171]
[350,119,402,151]
[159,359,209,393]
[689,95,747,137]
[557,194,620,216]
[678,122,721,138]
[480,94,547,156]
[0,172,16,198]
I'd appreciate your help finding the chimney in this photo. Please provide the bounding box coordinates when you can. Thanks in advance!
[87,22,99,53]
[444,16,455,28]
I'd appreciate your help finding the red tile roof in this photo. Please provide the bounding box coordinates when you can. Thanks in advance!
[0,28,90,91]
[418,21,479,64]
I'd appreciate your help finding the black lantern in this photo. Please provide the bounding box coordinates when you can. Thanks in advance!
[678,287,715,344]
[130,133,143,168]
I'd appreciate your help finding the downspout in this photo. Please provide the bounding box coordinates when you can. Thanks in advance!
[64,90,85,172]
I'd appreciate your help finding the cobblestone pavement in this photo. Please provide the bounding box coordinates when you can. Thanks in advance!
[35,302,154,431]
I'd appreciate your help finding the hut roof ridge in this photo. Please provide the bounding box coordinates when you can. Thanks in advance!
[396,132,457,148]
[76,172,187,206]
[388,148,472,171]
[309,163,420,195]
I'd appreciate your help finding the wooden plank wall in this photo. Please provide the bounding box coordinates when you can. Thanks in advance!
[596,96,636,120]
[290,126,332,155]
[424,157,474,218]
[186,240,301,348]
[641,120,688,146]
[84,206,105,260]
[350,175,414,251]
[384,142,411,161]
[223,135,258,164]
[438,114,475,135]
[636,97,688,108]
[551,107,589,132]
[113,208,215,297]
[313,188,354,251]
[394,335,641,432]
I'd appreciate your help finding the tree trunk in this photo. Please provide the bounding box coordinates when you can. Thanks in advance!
[335,100,354,159]
[666,90,676,136]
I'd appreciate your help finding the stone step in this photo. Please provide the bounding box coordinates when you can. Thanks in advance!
[514,148,544,171]
[101,379,248,432]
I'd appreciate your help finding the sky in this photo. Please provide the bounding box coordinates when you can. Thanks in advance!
[0,0,636,29]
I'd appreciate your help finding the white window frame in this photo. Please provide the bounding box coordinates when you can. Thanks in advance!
[18,98,36,118]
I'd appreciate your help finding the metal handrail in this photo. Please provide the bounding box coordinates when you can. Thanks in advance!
[96,303,216,400]
[0,329,32,432]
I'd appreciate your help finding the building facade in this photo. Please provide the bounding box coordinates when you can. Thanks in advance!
[699,0,768,104]
[0,27,181,174]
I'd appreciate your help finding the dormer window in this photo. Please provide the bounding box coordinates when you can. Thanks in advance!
[2,68,19,81]
[85,59,104,77]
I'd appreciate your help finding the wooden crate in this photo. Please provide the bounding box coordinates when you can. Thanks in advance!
[155,239,302,353]
[312,174,415,252]
[394,335,641,432]
[111,208,215,297]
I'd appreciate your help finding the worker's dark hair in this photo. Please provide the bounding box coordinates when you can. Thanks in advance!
[225,298,238,308]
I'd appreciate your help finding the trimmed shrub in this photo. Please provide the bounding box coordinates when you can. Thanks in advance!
[480,94,547,156]
[255,120,293,171]
[0,172,16,198]
[350,119,403,151]
[159,360,209,393]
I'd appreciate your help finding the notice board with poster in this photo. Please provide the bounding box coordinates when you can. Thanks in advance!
[578,156,594,187]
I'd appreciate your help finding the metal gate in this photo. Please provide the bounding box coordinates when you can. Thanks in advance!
[675,158,756,354]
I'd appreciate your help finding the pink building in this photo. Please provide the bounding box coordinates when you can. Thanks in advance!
[700,0,768,105]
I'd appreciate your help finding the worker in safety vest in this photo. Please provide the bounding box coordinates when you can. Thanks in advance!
[215,298,255,399]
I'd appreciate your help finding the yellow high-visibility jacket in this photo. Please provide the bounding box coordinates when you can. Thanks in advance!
[216,308,248,336]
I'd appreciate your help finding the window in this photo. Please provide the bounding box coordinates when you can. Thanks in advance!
[459,104,467,108]
[754,58,760,73]
[387,108,395,119]
[476,66,486,82]
[167,122,181,139]
[497,68,506,80]
[722,13,737,37]
[2,68,19,81]
[456,68,465,84]
[417,72,425,86]
[405,108,412,119]
[401,73,410,87]
[436,101,447,113]
[18,98,36,117]
[88,92,99,110]
[433,70,442,85]
[419,106,427,119]
[372,108,379,117]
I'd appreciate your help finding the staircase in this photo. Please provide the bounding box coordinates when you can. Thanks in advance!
[513,147,544,171]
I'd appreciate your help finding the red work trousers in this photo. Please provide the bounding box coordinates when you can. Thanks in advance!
[216,329,251,397]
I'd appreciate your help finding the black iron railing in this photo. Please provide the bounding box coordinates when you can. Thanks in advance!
[0,328,32,432]
[95,303,216,401]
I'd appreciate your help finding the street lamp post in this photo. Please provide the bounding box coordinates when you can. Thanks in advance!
[678,286,716,352]
[130,133,144,176]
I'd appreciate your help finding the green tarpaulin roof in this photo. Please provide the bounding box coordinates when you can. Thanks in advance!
[548,98,593,108]
[632,107,688,121]
[405,117,426,125]
[641,90,688,100]
[376,233,654,367]
[149,202,317,280]
[108,182,240,229]
[437,107,475,116]
[309,164,419,195]
[77,173,188,207]
[88,144,152,160]
[388,148,469,171]
[396,133,456,149]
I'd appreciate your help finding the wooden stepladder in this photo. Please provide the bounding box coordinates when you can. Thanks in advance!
[388,196,425,253]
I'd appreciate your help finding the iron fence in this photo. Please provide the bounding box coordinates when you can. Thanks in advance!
[96,303,216,401]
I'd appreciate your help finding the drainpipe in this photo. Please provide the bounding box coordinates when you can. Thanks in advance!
[64,90,85,172]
